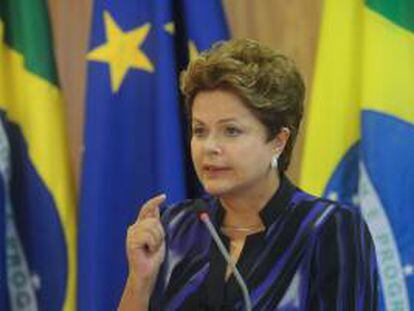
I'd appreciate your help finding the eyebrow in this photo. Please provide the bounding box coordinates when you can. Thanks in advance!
[192,117,240,125]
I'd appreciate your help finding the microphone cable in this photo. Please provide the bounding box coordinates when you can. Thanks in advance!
[198,211,252,311]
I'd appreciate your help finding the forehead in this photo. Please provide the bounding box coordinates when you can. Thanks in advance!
[191,89,255,122]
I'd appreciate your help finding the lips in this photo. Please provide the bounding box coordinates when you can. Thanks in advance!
[202,164,231,174]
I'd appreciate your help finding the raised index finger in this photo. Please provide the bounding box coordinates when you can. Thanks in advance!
[136,193,166,222]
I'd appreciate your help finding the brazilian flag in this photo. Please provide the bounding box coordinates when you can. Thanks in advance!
[0,0,76,310]
[301,0,414,309]
[0,119,8,309]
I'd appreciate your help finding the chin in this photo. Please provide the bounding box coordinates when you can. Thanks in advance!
[201,181,238,197]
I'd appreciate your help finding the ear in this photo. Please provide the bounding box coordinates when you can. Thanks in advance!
[272,127,290,154]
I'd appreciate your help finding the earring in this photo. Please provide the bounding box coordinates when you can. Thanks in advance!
[271,154,279,169]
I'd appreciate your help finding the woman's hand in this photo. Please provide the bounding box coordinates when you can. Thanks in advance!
[119,194,166,310]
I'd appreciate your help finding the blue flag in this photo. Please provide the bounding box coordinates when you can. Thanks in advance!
[79,1,229,309]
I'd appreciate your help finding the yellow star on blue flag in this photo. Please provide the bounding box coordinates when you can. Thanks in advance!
[87,11,154,92]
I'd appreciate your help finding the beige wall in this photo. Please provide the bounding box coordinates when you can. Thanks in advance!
[223,0,322,182]
[48,0,92,190]
[48,0,322,187]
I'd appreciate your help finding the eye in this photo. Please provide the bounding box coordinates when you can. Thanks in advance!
[192,126,206,137]
[224,126,242,137]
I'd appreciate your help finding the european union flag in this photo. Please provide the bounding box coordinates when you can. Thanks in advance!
[79,1,229,309]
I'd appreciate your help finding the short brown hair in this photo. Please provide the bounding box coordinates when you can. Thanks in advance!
[180,38,305,173]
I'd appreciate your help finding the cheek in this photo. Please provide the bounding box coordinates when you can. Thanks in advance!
[190,140,201,168]
[235,144,272,170]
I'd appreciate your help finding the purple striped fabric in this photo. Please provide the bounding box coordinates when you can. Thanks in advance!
[150,176,378,310]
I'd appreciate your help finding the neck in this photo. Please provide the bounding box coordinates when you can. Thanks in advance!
[219,172,280,228]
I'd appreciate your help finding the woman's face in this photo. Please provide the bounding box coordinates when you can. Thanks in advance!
[191,89,280,198]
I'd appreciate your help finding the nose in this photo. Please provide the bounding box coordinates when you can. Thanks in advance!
[203,134,223,155]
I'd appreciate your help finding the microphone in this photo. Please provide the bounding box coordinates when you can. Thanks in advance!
[195,202,252,311]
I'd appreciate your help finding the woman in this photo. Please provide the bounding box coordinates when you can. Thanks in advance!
[118,39,378,310]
